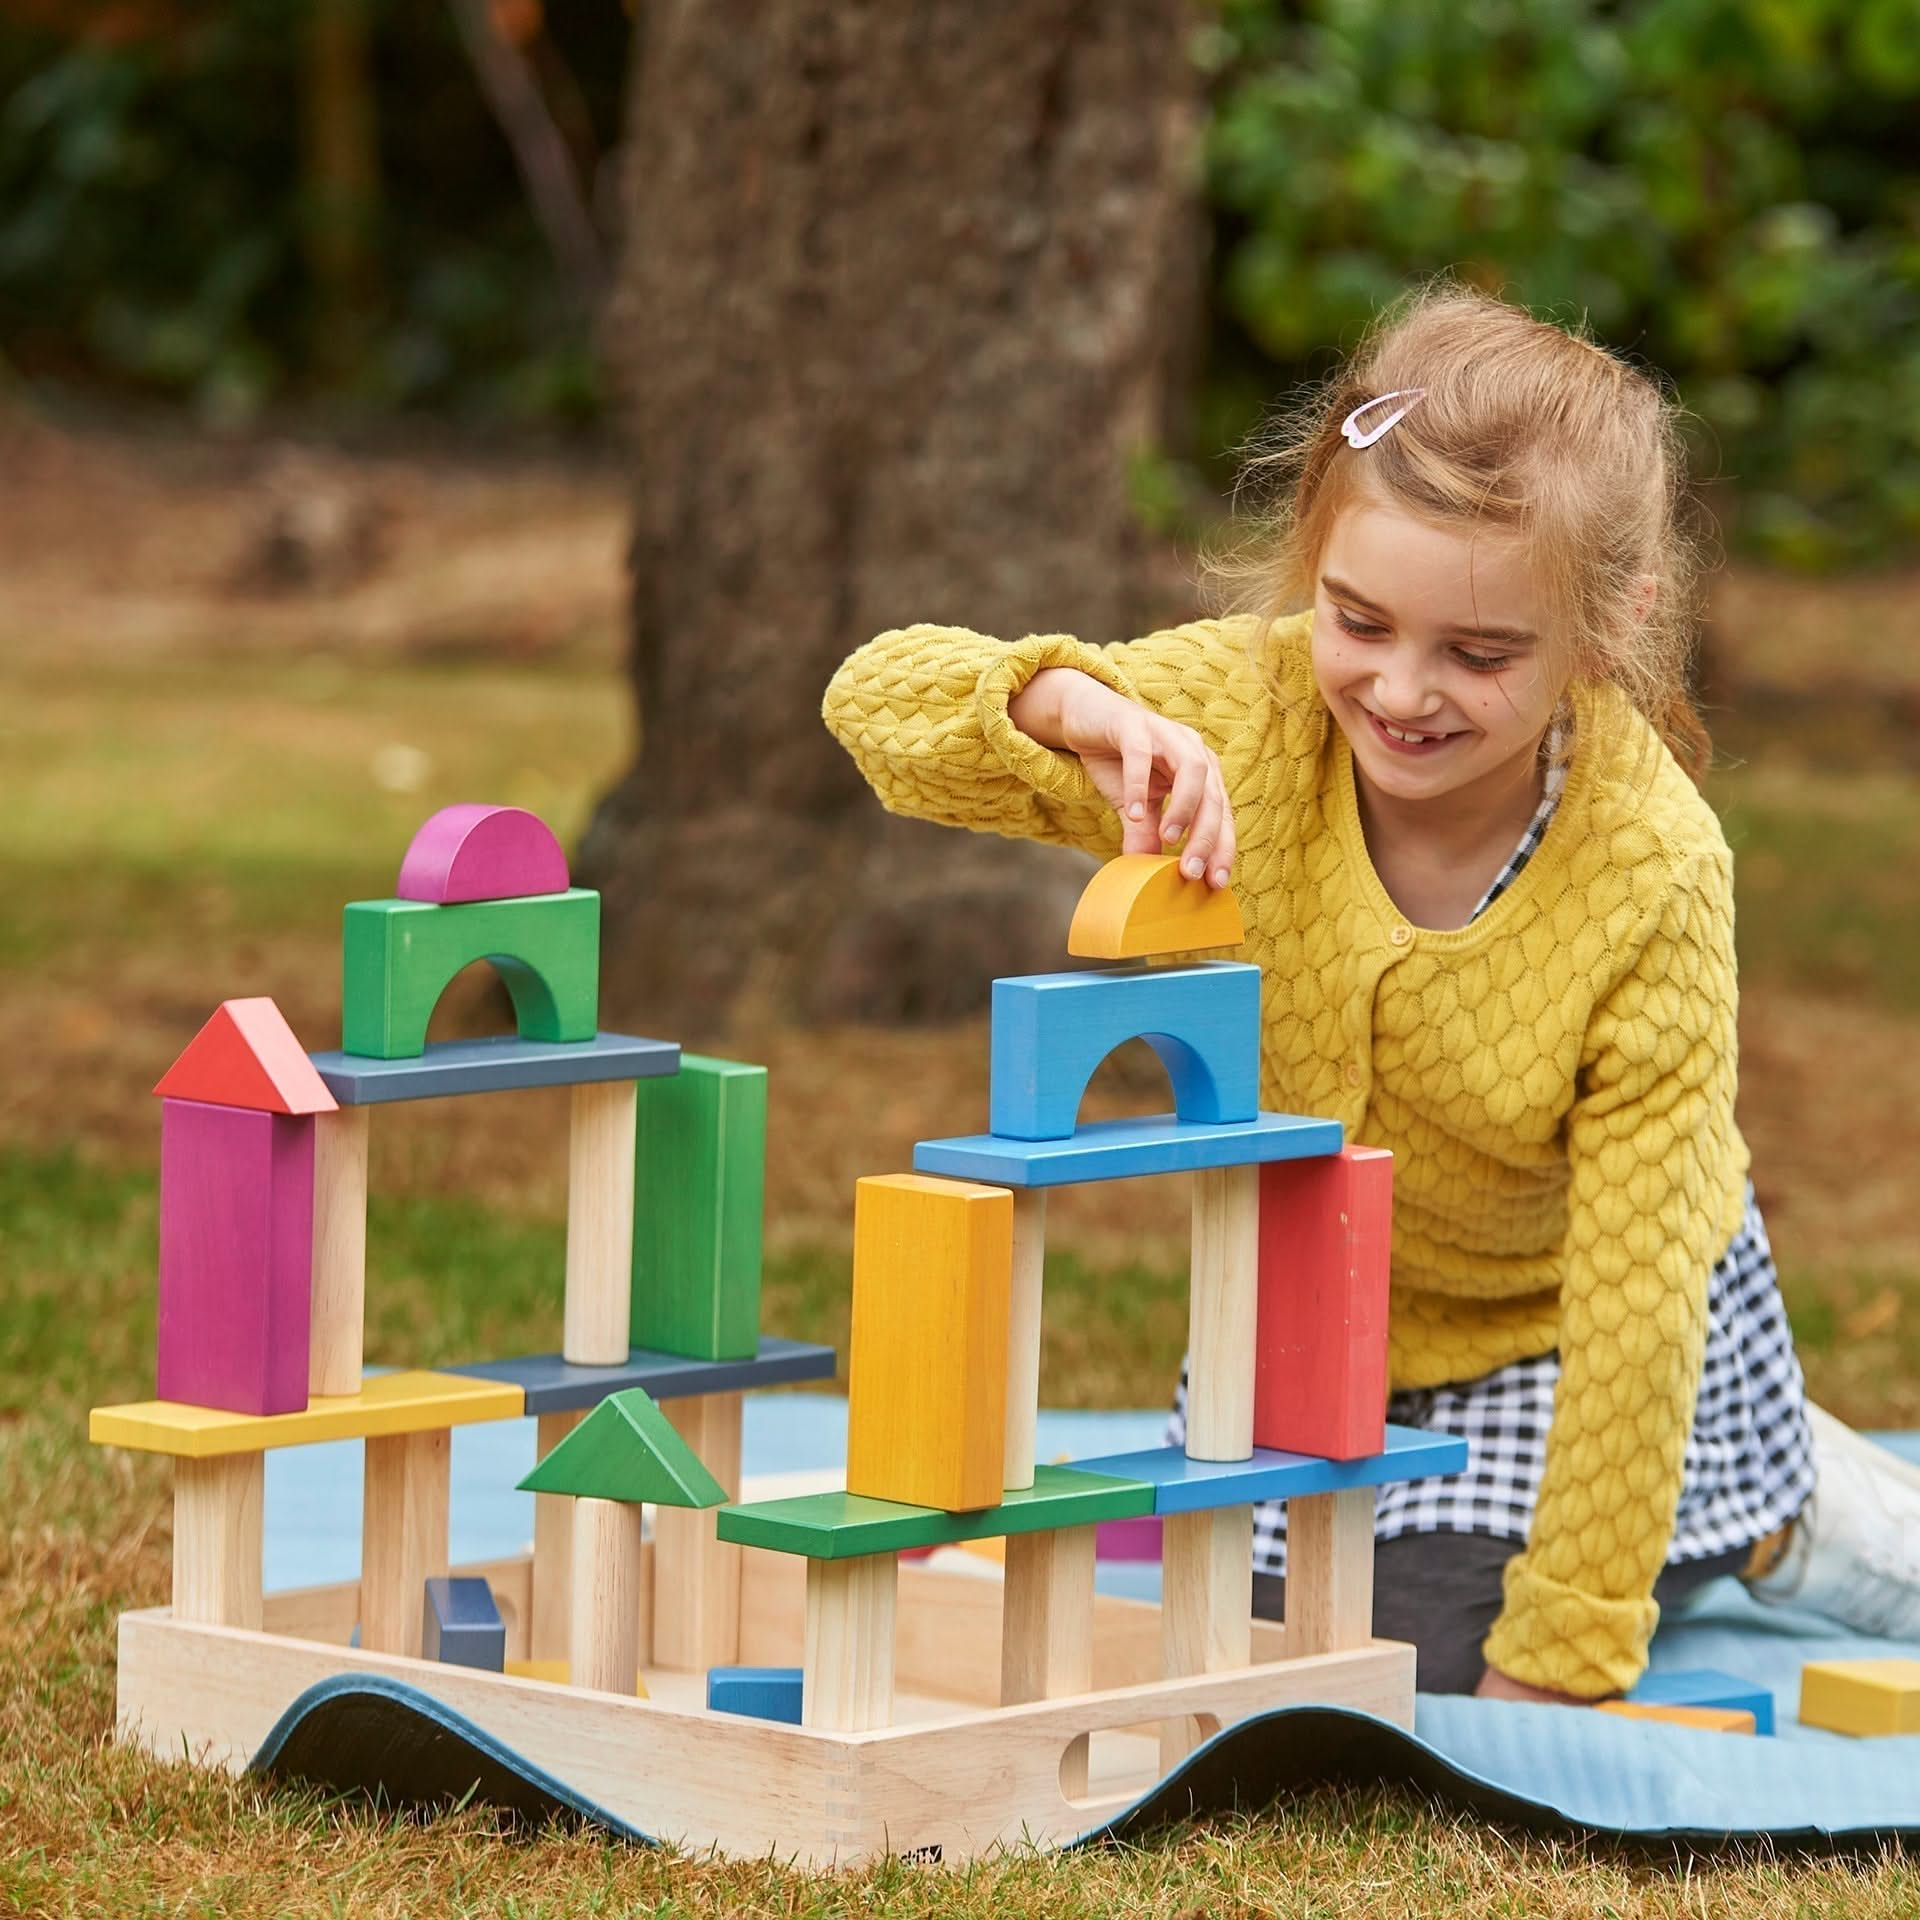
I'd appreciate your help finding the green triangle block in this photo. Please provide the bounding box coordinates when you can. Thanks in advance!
[515,1388,727,1508]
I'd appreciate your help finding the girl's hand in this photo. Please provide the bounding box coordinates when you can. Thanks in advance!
[1042,672,1237,889]
[1474,1666,1592,1707]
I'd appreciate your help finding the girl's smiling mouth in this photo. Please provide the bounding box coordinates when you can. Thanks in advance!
[1363,708,1464,752]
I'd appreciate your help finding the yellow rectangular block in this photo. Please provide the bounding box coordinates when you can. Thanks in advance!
[503,1657,649,1696]
[845,1173,1012,1513]
[90,1370,524,1457]
[1799,1659,1920,1737]
[1595,1701,1755,1735]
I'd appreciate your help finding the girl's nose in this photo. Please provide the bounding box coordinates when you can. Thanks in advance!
[1373,649,1443,722]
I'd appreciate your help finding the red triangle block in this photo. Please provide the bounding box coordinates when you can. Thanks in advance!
[154,998,338,1115]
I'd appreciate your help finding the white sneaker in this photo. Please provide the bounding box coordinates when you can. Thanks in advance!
[1748,1402,1920,1639]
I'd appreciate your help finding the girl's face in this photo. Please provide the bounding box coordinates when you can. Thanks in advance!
[1310,500,1569,816]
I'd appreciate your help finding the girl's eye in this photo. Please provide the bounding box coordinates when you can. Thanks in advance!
[1454,648,1511,673]
[1332,606,1385,638]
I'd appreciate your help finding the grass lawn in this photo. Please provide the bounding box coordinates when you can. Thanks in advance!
[6,429,1920,1912]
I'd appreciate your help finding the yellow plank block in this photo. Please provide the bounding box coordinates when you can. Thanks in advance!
[1066,853,1246,960]
[503,1656,648,1696]
[1799,1659,1920,1737]
[1596,1701,1755,1735]
[845,1174,1011,1513]
[89,1371,524,1458]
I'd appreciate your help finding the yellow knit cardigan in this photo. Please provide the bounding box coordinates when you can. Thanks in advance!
[821,610,1748,1697]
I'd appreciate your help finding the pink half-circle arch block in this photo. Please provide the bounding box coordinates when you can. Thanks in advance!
[395,803,571,904]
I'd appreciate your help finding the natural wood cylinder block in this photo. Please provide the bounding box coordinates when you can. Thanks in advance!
[564,1081,638,1365]
[803,1553,898,1732]
[1159,1504,1253,1771]
[570,1496,645,1696]
[1285,1486,1375,1659]
[652,1392,743,1671]
[172,1453,264,1629]
[530,1407,586,1661]
[309,1105,370,1397]
[1003,1188,1047,1491]
[1184,1164,1259,1461]
[359,1427,450,1657]
[1001,1523,1096,1796]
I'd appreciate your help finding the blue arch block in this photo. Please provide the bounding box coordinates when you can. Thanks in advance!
[988,962,1261,1142]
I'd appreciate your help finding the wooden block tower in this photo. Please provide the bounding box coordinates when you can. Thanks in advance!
[90,830,1472,1867]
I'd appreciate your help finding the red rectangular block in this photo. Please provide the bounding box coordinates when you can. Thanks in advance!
[157,1098,314,1416]
[1252,1146,1391,1461]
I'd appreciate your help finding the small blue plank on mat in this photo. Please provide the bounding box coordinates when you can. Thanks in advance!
[422,1576,505,1672]
[445,1335,838,1414]
[1071,1426,1469,1515]
[913,1112,1342,1188]
[309,1032,680,1105]
[707,1666,803,1724]
[1628,1667,1775,1736]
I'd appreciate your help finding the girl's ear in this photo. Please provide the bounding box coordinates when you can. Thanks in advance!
[1632,573,1659,625]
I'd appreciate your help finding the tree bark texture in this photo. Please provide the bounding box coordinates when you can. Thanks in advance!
[582,1,1204,1030]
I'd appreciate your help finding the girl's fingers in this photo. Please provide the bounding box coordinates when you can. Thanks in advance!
[1184,772,1228,881]
[1209,782,1238,889]
[1156,737,1211,866]
[1116,717,1162,855]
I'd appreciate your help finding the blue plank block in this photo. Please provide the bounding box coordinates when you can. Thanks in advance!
[1629,1668,1775,1736]
[989,962,1260,1142]
[309,1032,680,1105]
[706,1665,803,1724]
[1070,1425,1470,1516]
[421,1576,505,1672]
[913,1112,1342,1188]
[445,1335,838,1415]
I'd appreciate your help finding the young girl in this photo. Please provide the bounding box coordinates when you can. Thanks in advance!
[822,283,1920,1701]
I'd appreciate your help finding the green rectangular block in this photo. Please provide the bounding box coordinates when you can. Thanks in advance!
[341,890,600,1060]
[630,1055,766,1361]
[715,1464,1154,1560]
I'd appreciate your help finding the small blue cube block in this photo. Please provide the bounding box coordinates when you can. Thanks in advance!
[422,1576,505,1672]
[707,1664,803,1724]
[1628,1666,1774,1736]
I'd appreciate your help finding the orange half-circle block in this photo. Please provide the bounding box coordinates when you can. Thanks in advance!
[153,997,337,1115]
[1066,854,1246,960]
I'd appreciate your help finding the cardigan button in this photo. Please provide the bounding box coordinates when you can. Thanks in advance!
[1389,924,1413,947]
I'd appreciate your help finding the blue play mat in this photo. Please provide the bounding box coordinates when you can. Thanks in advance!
[251,1401,1920,1848]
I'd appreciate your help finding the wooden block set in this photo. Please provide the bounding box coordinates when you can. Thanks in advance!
[93,828,1470,1865]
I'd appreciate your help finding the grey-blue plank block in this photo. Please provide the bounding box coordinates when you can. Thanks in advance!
[706,1665,803,1724]
[309,1032,680,1105]
[1069,1425,1469,1516]
[421,1575,505,1671]
[912,1111,1342,1188]
[444,1334,838,1415]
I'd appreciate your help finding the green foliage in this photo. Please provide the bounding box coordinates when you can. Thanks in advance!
[0,2,618,424]
[1207,0,1920,566]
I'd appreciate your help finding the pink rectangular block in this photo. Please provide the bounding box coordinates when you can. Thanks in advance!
[157,1098,314,1415]
[1252,1145,1391,1461]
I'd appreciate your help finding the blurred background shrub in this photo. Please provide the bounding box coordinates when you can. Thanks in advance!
[3,0,1917,563]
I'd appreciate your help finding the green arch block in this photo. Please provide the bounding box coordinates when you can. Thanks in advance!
[341,890,601,1060]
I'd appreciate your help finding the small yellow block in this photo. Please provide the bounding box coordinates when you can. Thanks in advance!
[1066,853,1246,960]
[845,1173,1012,1513]
[1799,1659,1920,1737]
[1596,1701,1755,1735]
[504,1657,649,1696]
[89,1370,524,1457]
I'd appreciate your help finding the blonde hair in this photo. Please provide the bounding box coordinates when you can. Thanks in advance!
[1212,279,1713,782]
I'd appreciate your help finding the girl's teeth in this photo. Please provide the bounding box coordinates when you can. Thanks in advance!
[1382,721,1434,743]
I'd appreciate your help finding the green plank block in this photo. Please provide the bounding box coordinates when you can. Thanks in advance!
[715,1464,1154,1560]
[516,1388,727,1508]
[630,1055,767,1360]
[341,890,600,1060]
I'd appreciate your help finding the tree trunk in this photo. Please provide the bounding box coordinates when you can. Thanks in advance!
[581,1,1203,1031]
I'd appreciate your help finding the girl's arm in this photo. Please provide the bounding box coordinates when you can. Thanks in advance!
[1480,849,1741,1700]
[822,618,1277,872]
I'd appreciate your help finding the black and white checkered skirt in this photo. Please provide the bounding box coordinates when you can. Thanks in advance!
[1166,1185,1817,1576]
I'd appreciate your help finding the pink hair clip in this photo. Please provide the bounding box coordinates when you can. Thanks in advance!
[1340,388,1426,449]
